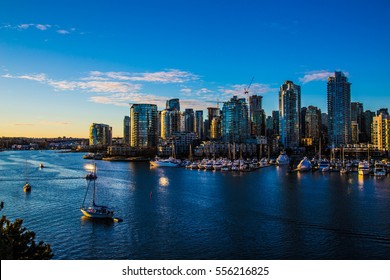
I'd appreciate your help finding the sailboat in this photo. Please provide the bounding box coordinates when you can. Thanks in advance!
[80,163,114,219]
[23,160,31,192]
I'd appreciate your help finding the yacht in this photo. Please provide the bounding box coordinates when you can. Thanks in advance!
[297,157,312,172]
[358,161,370,175]
[318,159,330,172]
[374,161,386,178]
[276,152,289,165]
[150,157,179,167]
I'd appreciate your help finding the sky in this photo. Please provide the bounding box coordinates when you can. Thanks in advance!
[1,0,389,138]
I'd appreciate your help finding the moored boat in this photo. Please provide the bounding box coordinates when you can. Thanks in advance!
[150,157,179,167]
[297,157,312,172]
[374,161,386,178]
[358,161,370,175]
[276,152,289,165]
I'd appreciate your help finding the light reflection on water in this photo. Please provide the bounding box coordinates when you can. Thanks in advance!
[0,150,390,260]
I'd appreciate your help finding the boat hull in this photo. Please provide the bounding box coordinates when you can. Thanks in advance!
[150,161,178,167]
[80,207,114,219]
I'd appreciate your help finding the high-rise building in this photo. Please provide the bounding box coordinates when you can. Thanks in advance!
[351,121,359,144]
[210,116,222,139]
[89,123,112,146]
[249,95,264,136]
[160,109,181,139]
[207,107,220,138]
[300,107,307,139]
[130,104,158,148]
[194,110,204,140]
[184,109,195,132]
[351,102,364,143]
[327,71,351,147]
[371,112,390,150]
[123,116,130,145]
[377,108,389,116]
[364,110,376,143]
[221,96,249,143]
[166,98,180,111]
[272,111,280,136]
[279,80,301,148]
[305,106,321,145]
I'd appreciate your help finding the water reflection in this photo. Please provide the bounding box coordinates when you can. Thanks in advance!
[159,177,169,187]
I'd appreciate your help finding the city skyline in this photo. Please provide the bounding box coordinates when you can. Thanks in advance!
[1,0,389,138]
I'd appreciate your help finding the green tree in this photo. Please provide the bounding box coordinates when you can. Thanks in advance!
[0,216,53,260]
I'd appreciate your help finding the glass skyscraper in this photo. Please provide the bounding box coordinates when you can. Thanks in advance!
[327,71,351,147]
[130,104,158,148]
[89,123,112,146]
[221,96,249,143]
[123,116,130,145]
[279,80,301,148]
[194,110,204,140]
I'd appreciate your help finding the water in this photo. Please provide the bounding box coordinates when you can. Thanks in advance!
[1,150,390,259]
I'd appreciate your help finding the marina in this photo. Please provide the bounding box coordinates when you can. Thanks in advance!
[1,150,390,259]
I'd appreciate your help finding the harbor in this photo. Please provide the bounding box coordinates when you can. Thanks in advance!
[1,150,390,259]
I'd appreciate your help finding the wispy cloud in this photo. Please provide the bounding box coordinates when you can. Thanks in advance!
[56,29,69,35]
[87,69,200,83]
[219,83,276,97]
[299,70,334,84]
[13,123,34,126]
[1,23,78,35]
[1,69,201,108]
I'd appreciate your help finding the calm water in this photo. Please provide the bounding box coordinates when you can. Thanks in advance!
[0,150,390,260]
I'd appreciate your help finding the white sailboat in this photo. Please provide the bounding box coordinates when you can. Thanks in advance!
[276,152,289,165]
[297,157,312,172]
[80,164,114,219]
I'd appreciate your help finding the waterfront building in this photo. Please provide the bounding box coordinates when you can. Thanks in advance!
[266,116,273,136]
[210,116,222,140]
[363,110,376,143]
[194,110,204,140]
[279,80,301,148]
[300,107,307,139]
[89,123,112,146]
[166,98,180,111]
[207,107,220,138]
[327,71,351,147]
[130,104,158,148]
[157,132,198,156]
[351,102,364,143]
[184,109,195,132]
[351,121,359,144]
[272,111,280,136]
[305,106,321,146]
[371,113,390,150]
[377,108,389,116]
[221,96,249,143]
[249,95,265,136]
[160,109,181,139]
[123,116,130,145]
[204,119,210,140]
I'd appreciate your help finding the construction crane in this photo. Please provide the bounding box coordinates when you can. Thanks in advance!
[205,99,223,108]
[244,76,254,95]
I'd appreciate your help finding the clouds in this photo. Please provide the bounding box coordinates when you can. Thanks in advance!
[299,70,334,84]
[1,68,277,111]
[86,69,199,83]
[1,69,202,109]
[1,23,78,35]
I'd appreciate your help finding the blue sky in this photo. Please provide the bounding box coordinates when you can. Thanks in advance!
[1,0,389,137]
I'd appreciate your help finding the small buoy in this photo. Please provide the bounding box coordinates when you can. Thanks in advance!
[113,217,123,222]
